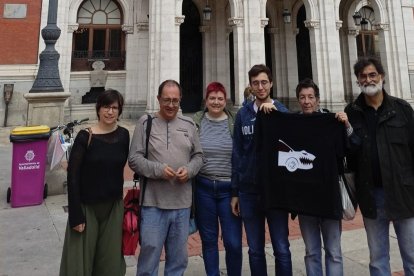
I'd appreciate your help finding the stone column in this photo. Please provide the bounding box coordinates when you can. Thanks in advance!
[200,25,211,97]
[306,2,346,112]
[228,17,247,107]
[401,1,414,100]
[146,0,181,113]
[346,28,360,101]
[379,0,412,103]
[376,27,412,104]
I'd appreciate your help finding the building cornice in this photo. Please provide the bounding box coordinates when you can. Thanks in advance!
[373,23,389,31]
[122,24,134,34]
[67,24,79,33]
[336,20,343,30]
[267,27,279,34]
[228,17,244,27]
[175,16,185,26]
[304,20,320,29]
[347,28,360,36]
[136,22,149,32]
[261,18,269,28]
[199,25,210,33]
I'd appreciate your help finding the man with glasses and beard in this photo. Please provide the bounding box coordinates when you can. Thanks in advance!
[345,57,414,276]
[129,80,204,276]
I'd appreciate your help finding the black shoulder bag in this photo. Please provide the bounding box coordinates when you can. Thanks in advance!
[135,114,152,245]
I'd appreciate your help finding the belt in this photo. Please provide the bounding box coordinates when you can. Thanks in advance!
[198,174,231,182]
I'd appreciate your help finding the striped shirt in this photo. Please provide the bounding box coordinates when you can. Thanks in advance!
[199,116,232,180]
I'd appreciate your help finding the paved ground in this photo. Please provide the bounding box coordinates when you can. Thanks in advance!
[0,120,406,275]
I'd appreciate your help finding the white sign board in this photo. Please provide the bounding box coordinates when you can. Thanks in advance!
[3,4,27,19]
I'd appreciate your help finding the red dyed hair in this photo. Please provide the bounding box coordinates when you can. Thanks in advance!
[206,82,227,99]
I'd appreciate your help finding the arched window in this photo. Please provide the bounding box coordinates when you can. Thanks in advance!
[356,6,379,58]
[71,0,125,71]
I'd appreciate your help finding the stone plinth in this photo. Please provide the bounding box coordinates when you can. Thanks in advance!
[24,92,71,195]
[23,92,71,127]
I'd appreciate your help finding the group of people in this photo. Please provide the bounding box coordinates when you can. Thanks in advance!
[59,56,414,276]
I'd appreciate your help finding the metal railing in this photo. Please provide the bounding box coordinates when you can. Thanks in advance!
[71,50,126,71]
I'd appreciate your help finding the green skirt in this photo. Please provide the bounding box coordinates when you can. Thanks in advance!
[59,199,126,276]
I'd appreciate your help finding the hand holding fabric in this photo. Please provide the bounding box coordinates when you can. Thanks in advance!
[259,102,277,114]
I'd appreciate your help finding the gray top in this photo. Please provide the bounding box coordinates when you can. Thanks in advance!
[128,113,204,209]
[198,116,232,180]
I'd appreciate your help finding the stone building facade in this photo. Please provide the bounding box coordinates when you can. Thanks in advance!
[0,0,414,126]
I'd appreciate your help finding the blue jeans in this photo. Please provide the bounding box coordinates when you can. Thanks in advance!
[239,192,292,276]
[195,176,242,276]
[136,207,190,276]
[298,215,343,276]
[363,188,414,276]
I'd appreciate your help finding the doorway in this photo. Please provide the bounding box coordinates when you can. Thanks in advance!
[180,0,203,113]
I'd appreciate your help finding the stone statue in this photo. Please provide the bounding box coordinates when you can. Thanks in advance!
[82,61,108,104]
[90,60,108,88]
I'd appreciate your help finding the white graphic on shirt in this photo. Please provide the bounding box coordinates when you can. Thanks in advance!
[277,139,315,172]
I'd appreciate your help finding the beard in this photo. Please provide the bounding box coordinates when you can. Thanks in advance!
[361,80,383,96]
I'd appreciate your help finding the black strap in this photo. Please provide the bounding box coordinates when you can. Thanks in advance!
[140,114,152,207]
[190,178,196,219]
[137,114,152,245]
[85,127,92,147]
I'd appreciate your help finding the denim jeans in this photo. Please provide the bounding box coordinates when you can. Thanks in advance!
[195,176,242,276]
[239,192,292,276]
[136,207,190,276]
[363,188,414,276]
[298,215,343,276]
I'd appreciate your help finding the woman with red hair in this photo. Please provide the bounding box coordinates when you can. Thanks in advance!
[193,82,242,276]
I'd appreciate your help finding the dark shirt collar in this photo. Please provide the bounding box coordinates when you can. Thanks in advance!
[359,90,387,113]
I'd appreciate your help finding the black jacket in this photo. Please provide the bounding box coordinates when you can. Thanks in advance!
[345,91,414,219]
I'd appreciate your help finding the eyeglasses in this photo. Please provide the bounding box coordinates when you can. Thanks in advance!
[251,80,270,88]
[160,98,181,107]
[358,72,379,81]
[102,105,119,112]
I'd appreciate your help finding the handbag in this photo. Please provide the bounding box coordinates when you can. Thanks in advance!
[122,182,140,255]
[343,158,356,201]
[339,175,356,221]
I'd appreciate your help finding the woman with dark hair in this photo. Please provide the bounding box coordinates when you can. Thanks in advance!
[60,89,130,276]
[296,79,353,276]
[193,82,242,276]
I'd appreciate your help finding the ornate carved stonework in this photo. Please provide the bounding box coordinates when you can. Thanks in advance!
[136,22,149,31]
[304,20,320,29]
[228,17,244,27]
[348,28,360,36]
[336,20,343,30]
[373,23,389,31]
[175,16,185,26]
[122,24,134,34]
[199,25,210,33]
[261,18,269,28]
[67,24,79,33]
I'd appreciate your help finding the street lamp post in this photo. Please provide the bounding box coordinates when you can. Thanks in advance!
[30,0,64,93]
